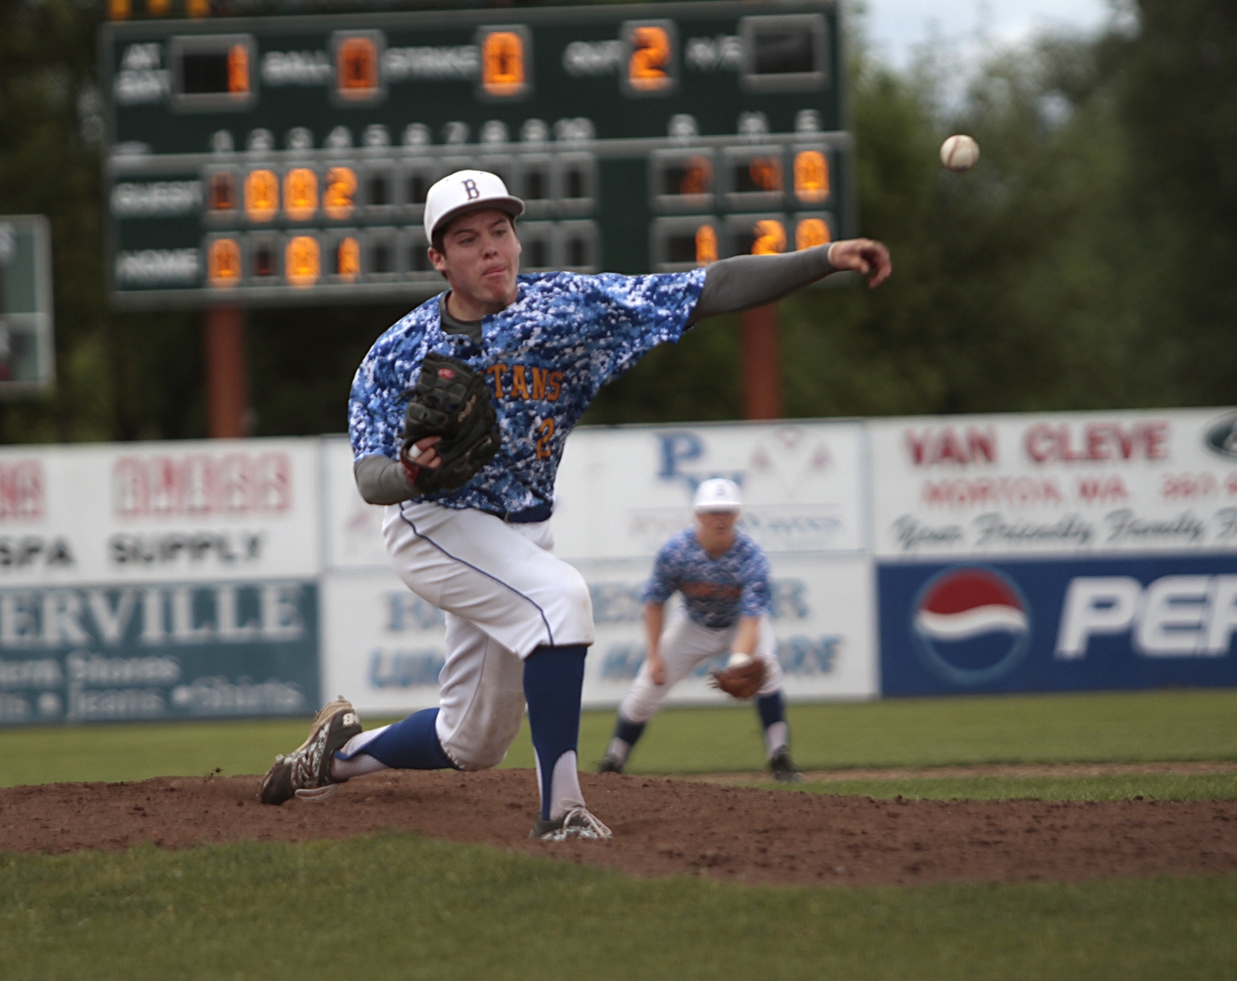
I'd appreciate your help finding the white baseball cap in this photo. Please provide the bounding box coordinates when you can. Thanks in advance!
[693,478,743,513]
[423,170,525,242]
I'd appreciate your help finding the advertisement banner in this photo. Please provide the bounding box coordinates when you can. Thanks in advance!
[322,557,875,717]
[0,438,324,724]
[321,436,389,572]
[0,438,321,585]
[870,408,1237,560]
[320,421,878,714]
[877,556,1237,696]
[581,554,876,709]
[554,421,869,560]
[0,579,319,724]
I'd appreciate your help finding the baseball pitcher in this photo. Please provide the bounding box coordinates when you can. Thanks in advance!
[259,170,890,839]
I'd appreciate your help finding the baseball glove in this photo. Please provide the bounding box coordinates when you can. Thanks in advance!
[709,655,767,700]
[400,353,501,495]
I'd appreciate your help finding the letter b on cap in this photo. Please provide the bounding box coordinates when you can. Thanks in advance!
[463,178,479,200]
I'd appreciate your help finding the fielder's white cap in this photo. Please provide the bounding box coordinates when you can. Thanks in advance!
[693,478,743,513]
[424,170,525,242]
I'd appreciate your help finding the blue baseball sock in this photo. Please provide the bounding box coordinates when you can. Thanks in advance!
[757,690,790,757]
[756,691,785,730]
[357,708,457,770]
[615,714,646,748]
[523,643,587,821]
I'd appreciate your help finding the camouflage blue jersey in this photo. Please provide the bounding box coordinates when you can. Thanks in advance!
[643,528,772,629]
[349,269,706,516]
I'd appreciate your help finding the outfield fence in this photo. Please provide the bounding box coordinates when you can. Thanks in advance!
[1,405,1235,723]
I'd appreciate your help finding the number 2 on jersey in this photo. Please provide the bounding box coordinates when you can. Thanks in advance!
[535,418,555,459]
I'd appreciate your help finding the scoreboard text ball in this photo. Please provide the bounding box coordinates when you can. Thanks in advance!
[102,0,851,307]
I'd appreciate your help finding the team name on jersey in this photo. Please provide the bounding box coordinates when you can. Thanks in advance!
[681,582,743,600]
[485,363,564,402]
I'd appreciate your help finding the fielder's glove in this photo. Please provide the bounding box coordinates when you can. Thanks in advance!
[400,353,501,495]
[709,655,767,700]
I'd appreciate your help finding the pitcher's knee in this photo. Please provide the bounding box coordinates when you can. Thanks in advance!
[445,743,507,771]
[551,565,594,641]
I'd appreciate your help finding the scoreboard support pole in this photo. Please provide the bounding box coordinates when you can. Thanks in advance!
[204,304,249,439]
[741,304,782,420]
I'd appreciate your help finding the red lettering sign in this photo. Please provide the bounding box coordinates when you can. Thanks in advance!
[112,452,292,517]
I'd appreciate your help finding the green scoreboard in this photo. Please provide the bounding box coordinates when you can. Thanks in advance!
[102,0,851,307]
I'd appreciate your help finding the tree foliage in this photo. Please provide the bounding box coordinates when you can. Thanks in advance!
[0,0,1231,444]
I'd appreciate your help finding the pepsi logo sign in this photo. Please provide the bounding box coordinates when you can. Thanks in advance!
[1204,412,1237,461]
[912,566,1031,684]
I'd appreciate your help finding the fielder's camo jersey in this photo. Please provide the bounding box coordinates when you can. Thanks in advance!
[643,528,773,629]
[349,269,706,516]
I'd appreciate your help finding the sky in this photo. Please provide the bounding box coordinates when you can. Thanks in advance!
[859,0,1118,68]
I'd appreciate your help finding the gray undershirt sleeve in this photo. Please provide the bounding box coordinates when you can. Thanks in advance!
[354,453,417,505]
[688,243,835,323]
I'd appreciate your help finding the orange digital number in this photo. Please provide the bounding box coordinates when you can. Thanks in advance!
[337,237,361,282]
[283,168,318,221]
[323,167,357,220]
[682,157,710,195]
[794,151,829,203]
[695,225,718,265]
[535,418,555,460]
[748,157,783,193]
[186,0,208,16]
[227,43,250,94]
[337,37,379,99]
[209,172,236,212]
[207,238,241,287]
[108,0,131,20]
[628,26,672,91]
[482,31,526,97]
[244,169,278,222]
[751,220,787,256]
[796,218,830,251]
[147,0,170,17]
[286,236,320,288]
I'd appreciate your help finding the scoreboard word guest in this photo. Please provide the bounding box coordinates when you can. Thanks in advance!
[101,0,851,307]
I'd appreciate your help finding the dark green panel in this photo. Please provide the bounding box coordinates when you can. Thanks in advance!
[101,0,852,307]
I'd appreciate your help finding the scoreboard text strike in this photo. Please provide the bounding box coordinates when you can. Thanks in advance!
[103,0,850,307]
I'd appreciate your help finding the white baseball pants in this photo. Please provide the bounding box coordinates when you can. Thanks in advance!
[618,609,783,724]
[382,501,594,770]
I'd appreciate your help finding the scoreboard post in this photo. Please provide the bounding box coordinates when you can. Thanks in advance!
[0,216,55,397]
[100,1,853,426]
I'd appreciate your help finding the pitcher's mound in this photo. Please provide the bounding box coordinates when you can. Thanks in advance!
[1,769,1233,887]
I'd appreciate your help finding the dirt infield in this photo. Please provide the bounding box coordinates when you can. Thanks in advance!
[2,769,1235,887]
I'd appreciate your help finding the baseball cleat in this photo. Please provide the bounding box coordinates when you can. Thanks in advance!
[597,754,623,775]
[769,747,803,783]
[529,806,613,841]
[258,696,363,805]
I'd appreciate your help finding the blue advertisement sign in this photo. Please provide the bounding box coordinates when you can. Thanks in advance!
[0,579,319,725]
[878,555,1237,695]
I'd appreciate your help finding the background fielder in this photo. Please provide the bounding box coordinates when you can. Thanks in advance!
[600,478,802,781]
[259,169,890,838]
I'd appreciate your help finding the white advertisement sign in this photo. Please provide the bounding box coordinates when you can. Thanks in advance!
[321,436,390,571]
[320,421,878,713]
[0,438,321,585]
[0,438,324,725]
[554,421,868,560]
[870,408,1237,559]
[321,556,876,717]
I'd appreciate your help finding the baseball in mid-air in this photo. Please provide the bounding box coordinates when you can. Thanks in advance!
[727,651,753,669]
[940,134,980,172]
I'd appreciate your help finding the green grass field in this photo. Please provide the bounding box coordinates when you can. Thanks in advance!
[3,688,1236,979]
